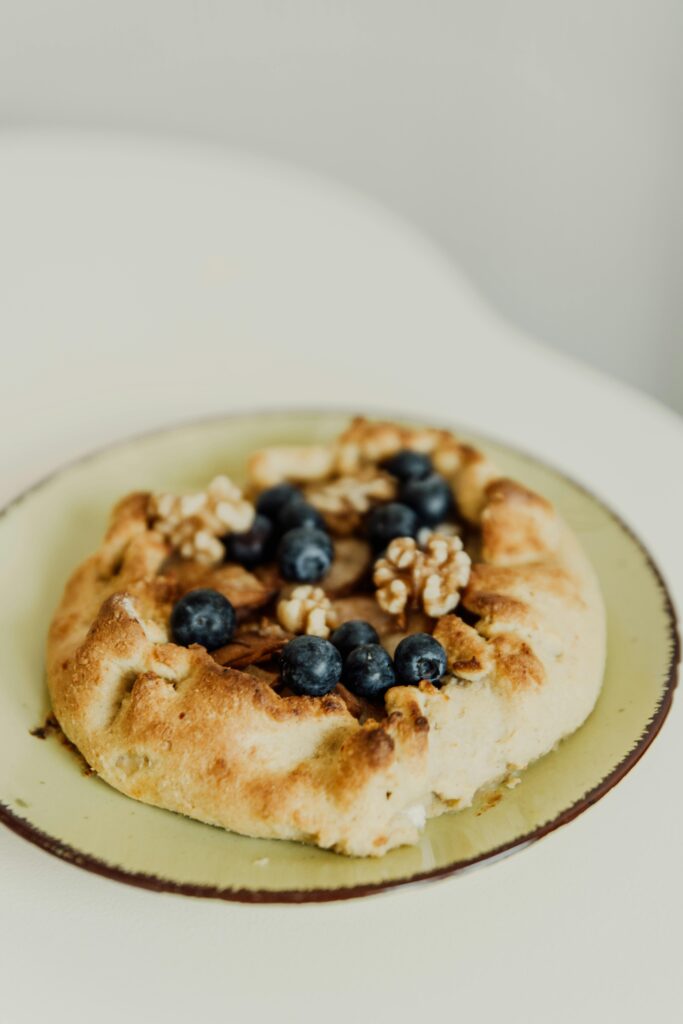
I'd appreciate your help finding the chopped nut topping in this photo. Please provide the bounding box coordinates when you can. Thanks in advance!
[149,475,255,565]
[374,534,471,618]
[306,470,396,534]
[277,585,338,638]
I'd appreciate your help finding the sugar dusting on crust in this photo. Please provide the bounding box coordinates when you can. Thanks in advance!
[119,596,141,623]
[116,595,168,644]
[403,802,428,830]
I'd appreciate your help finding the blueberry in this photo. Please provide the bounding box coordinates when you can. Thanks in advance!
[399,473,454,526]
[278,527,333,582]
[170,588,236,650]
[280,635,342,696]
[330,620,380,661]
[342,644,396,699]
[394,633,447,686]
[381,450,432,482]
[225,514,273,568]
[256,483,301,522]
[277,497,325,534]
[366,502,420,551]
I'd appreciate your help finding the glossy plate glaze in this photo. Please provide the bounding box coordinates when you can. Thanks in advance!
[0,412,678,902]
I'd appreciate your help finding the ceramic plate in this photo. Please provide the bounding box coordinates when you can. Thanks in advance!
[0,411,678,902]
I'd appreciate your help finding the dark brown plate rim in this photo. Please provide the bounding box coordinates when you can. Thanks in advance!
[0,408,679,904]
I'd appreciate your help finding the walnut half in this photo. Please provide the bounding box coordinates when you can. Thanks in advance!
[305,469,396,534]
[373,534,471,619]
[277,586,338,639]
[149,475,254,565]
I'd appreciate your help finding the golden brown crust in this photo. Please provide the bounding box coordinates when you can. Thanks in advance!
[433,615,493,681]
[481,479,559,566]
[46,417,606,856]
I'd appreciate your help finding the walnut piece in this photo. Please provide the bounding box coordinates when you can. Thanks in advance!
[306,470,396,534]
[277,586,338,638]
[149,475,255,565]
[416,521,462,546]
[374,534,471,618]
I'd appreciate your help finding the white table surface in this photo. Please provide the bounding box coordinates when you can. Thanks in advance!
[0,134,681,1024]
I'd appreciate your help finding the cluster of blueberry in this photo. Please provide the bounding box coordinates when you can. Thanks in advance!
[366,450,454,548]
[225,481,331,580]
[281,627,447,699]
[169,448,456,699]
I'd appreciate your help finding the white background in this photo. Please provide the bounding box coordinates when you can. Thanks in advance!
[1,0,682,410]
[0,4,682,1020]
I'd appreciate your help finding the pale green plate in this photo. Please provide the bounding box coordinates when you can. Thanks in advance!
[0,412,678,902]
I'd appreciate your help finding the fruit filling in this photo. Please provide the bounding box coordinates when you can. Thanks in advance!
[154,423,476,717]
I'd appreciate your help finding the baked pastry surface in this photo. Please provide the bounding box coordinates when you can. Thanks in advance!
[47,418,606,856]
